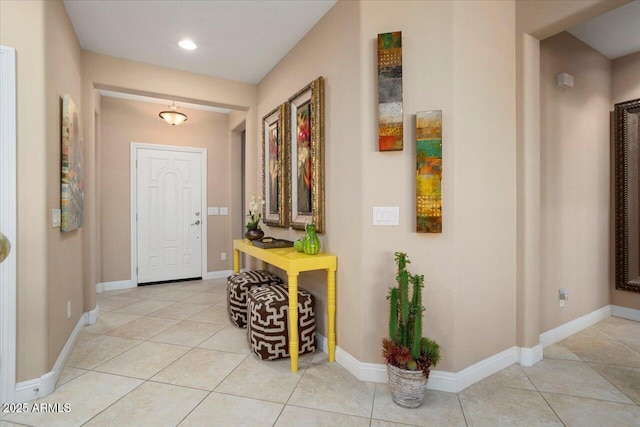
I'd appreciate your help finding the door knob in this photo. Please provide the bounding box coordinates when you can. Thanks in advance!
[191,220,200,225]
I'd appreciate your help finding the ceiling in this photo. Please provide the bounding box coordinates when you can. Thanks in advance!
[64,0,638,91]
[63,0,337,85]
[568,0,640,60]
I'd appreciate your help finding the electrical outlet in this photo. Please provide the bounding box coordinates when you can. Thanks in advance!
[558,288,568,308]
[67,301,71,319]
[52,209,61,227]
[221,252,227,261]
[220,207,228,215]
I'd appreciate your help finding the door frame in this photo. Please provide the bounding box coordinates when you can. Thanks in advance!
[0,46,17,403]
[130,142,208,286]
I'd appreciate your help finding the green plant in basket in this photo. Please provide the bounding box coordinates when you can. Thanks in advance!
[382,252,440,377]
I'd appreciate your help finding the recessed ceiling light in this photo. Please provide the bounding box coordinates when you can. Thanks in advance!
[178,39,197,50]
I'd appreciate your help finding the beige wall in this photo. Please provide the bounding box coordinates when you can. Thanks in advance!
[100,97,231,280]
[0,0,49,381]
[0,0,85,380]
[82,52,258,285]
[258,0,516,371]
[611,50,640,310]
[612,51,640,105]
[257,0,363,340]
[1,0,634,387]
[43,0,85,369]
[539,32,612,332]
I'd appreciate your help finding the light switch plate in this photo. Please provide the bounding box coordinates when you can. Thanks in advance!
[52,209,61,227]
[208,207,219,216]
[220,207,228,215]
[372,207,400,226]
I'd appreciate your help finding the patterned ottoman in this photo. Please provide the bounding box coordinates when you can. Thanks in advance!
[247,284,316,361]
[227,270,282,328]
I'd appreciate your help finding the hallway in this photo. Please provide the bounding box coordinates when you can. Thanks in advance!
[2,278,639,426]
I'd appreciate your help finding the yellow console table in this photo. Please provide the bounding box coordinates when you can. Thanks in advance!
[233,239,337,372]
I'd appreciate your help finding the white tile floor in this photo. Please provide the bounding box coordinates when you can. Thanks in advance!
[2,278,639,426]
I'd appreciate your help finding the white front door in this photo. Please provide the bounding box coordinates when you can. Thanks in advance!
[136,147,203,283]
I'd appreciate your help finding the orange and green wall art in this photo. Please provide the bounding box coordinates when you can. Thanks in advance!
[378,31,403,151]
[416,110,442,233]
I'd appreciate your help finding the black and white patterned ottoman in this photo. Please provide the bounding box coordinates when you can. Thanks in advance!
[247,284,316,361]
[227,270,282,328]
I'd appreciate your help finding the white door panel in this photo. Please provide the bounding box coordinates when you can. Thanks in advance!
[137,148,202,283]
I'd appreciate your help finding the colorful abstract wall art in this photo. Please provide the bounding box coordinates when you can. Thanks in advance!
[416,110,442,233]
[378,31,403,151]
[61,94,84,232]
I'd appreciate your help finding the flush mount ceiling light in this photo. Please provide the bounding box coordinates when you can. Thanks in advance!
[178,39,197,50]
[159,102,188,126]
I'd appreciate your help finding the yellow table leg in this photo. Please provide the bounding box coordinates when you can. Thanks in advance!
[233,249,240,274]
[262,260,268,271]
[327,268,336,362]
[288,274,299,372]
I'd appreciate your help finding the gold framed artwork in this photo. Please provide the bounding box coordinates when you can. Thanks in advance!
[262,103,289,228]
[288,77,325,233]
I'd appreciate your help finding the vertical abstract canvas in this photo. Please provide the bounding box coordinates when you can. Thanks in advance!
[61,94,83,232]
[378,31,403,151]
[416,111,442,233]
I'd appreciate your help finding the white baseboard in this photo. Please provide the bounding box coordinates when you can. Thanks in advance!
[540,305,612,348]
[315,305,618,395]
[84,306,99,325]
[455,346,518,392]
[96,279,135,293]
[15,312,86,402]
[206,270,234,280]
[315,333,513,393]
[315,333,388,383]
[336,345,388,383]
[518,344,543,367]
[612,305,640,322]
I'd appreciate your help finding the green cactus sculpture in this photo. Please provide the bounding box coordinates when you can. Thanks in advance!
[382,252,441,378]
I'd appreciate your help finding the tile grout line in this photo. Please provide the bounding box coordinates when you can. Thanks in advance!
[562,328,640,407]
[98,279,228,427]
[72,280,233,426]
[540,390,640,407]
[173,388,214,427]
[585,363,640,406]
[369,382,377,422]
[537,391,567,427]
[78,378,147,426]
[457,393,470,427]
[518,362,566,426]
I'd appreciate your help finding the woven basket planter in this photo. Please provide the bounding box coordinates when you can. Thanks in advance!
[387,364,430,408]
